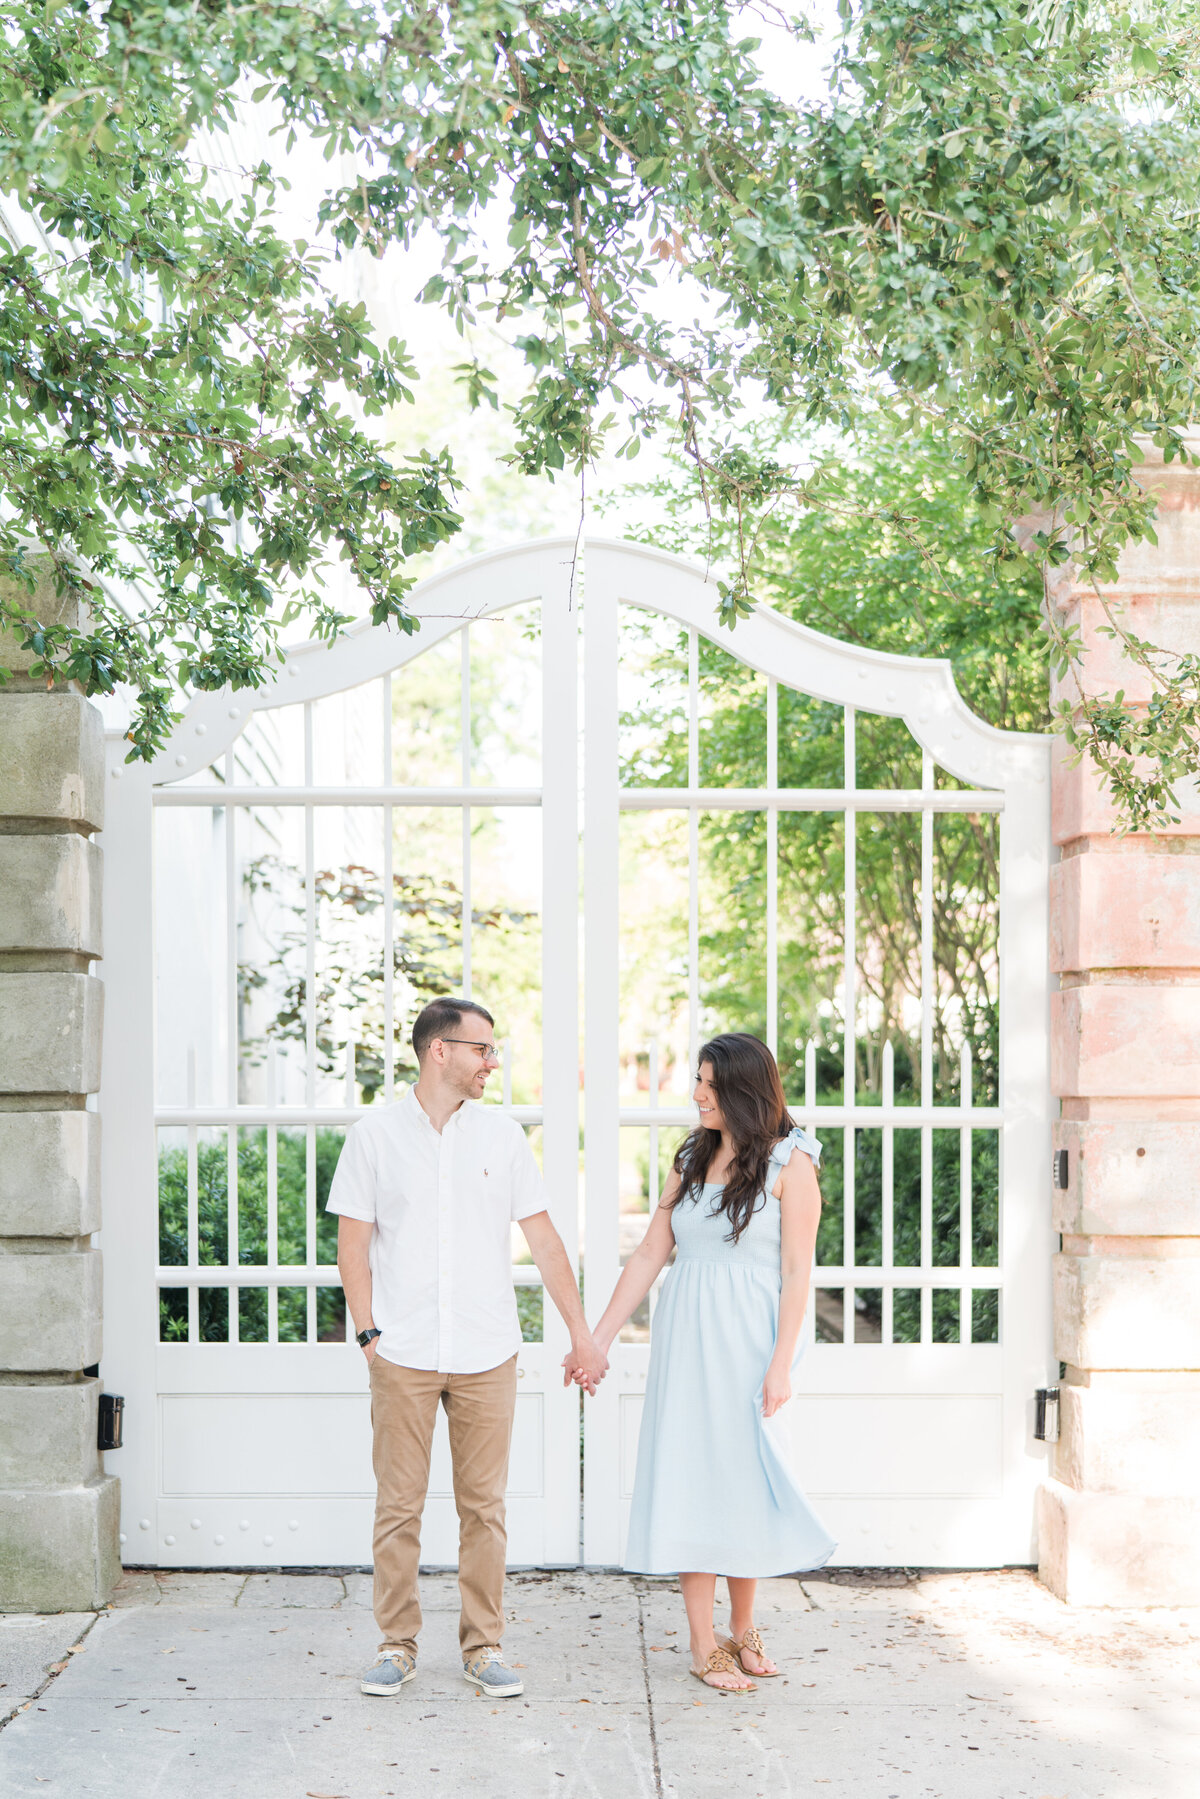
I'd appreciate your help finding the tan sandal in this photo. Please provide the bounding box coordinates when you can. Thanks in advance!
[720,1626,780,1678]
[690,1645,757,1693]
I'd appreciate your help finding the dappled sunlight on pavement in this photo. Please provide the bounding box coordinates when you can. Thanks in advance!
[1,1568,1195,1798]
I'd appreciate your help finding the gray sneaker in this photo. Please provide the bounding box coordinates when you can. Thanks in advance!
[463,1646,524,1697]
[360,1649,416,1696]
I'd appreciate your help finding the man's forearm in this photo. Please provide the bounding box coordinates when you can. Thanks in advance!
[339,1254,375,1336]
[531,1233,589,1342]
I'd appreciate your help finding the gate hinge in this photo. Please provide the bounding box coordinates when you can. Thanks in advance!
[98,1393,125,1451]
[1034,1386,1059,1443]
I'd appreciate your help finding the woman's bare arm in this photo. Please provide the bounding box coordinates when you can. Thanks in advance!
[588,1174,681,1357]
[763,1150,822,1417]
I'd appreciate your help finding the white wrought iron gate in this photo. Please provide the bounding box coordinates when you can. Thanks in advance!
[100,541,581,1568]
[99,536,1053,1570]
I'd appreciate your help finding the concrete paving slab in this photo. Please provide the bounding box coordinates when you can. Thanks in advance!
[342,1567,638,1621]
[107,1571,159,1609]
[3,1570,1197,1799]
[650,1696,1182,1799]
[484,1594,645,1702]
[56,1596,648,1705]
[343,1571,463,1615]
[509,1571,636,1606]
[57,1607,379,1702]
[0,1613,94,1719]
[152,1571,249,1607]
[641,1570,1200,1798]
[0,1694,658,1799]
[240,1575,347,1610]
[907,1570,1070,1618]
[341,1572,374,1609]
[638,1581,978,1704]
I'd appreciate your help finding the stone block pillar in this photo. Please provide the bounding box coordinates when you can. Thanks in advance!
[0,565,120,1610]
[1038,444,1200,1605]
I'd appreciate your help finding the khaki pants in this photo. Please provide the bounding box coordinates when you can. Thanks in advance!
[369,1353,518,1659]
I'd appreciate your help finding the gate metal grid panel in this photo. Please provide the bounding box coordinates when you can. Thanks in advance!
[581,539,1053,1570]
[100,540,580,1569]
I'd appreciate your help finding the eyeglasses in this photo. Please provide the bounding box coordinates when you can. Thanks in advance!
[438,1038,502,1065]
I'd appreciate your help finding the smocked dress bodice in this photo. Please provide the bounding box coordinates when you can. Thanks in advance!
[671,1124,821,1270]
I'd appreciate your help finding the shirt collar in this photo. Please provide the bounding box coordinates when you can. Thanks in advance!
[405,1086,471,1133]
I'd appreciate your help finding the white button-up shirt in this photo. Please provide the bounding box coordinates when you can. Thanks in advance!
[327,1089,547,1374]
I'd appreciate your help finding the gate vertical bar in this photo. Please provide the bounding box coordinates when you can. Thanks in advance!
[185,1046,198,1342]
[647,1039,661,1325]
[583,552,623,1566]
[303,704,317,1344]
[881,1039,895,1346]
[687,629,700,1079]
[959,1041,973,1344]
[997,759,1054,1558]
[224,772,239,1342]
[843,708,857,1344]
[920,750,934,1344]
[303,704,316,1111]
[266,1045,279,1344]
[766,678,778,1059]
[97,752,160,1553]
[461,630,472,998]
[540,577,581,1563]
[382,675,395,1104]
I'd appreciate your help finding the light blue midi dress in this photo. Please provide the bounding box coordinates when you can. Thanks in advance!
[623,1126,837,1578]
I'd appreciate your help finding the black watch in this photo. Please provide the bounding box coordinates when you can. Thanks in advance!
[356,1327,381,1348]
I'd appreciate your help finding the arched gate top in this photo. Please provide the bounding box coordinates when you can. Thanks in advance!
[153,534,1049,790]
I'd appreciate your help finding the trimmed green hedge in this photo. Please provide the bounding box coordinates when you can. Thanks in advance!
[159,1128,543,1344]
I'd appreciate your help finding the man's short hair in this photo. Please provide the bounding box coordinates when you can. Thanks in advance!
[412,996,495,1063]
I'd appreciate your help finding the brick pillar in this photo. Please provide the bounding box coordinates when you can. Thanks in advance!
[1038,443,1200,1605]
[0,563,120,1610]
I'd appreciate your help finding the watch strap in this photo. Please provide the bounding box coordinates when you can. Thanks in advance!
[357,1327,381,1348]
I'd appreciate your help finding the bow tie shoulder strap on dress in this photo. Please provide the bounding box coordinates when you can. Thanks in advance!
[770,1123,823,1173]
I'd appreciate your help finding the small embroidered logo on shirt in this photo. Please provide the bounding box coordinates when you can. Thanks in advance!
[483,1168,489,1177]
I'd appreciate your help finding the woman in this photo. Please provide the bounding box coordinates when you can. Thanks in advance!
[587,1033,835,1692]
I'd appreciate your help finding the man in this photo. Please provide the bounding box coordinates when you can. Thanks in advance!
[332,995,607,1700]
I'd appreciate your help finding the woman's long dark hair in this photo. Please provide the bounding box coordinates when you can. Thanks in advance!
[670,1033,793,1243]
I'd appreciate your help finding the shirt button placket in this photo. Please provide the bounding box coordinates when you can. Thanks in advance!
[437,1125,452,1371]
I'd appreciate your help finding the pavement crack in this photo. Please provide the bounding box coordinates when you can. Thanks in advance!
[634,1587,664,1799]
[0,1610,102,1734]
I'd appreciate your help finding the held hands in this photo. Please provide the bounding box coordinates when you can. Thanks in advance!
[561,1332,609,1396]
[762,1360,791,1419]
